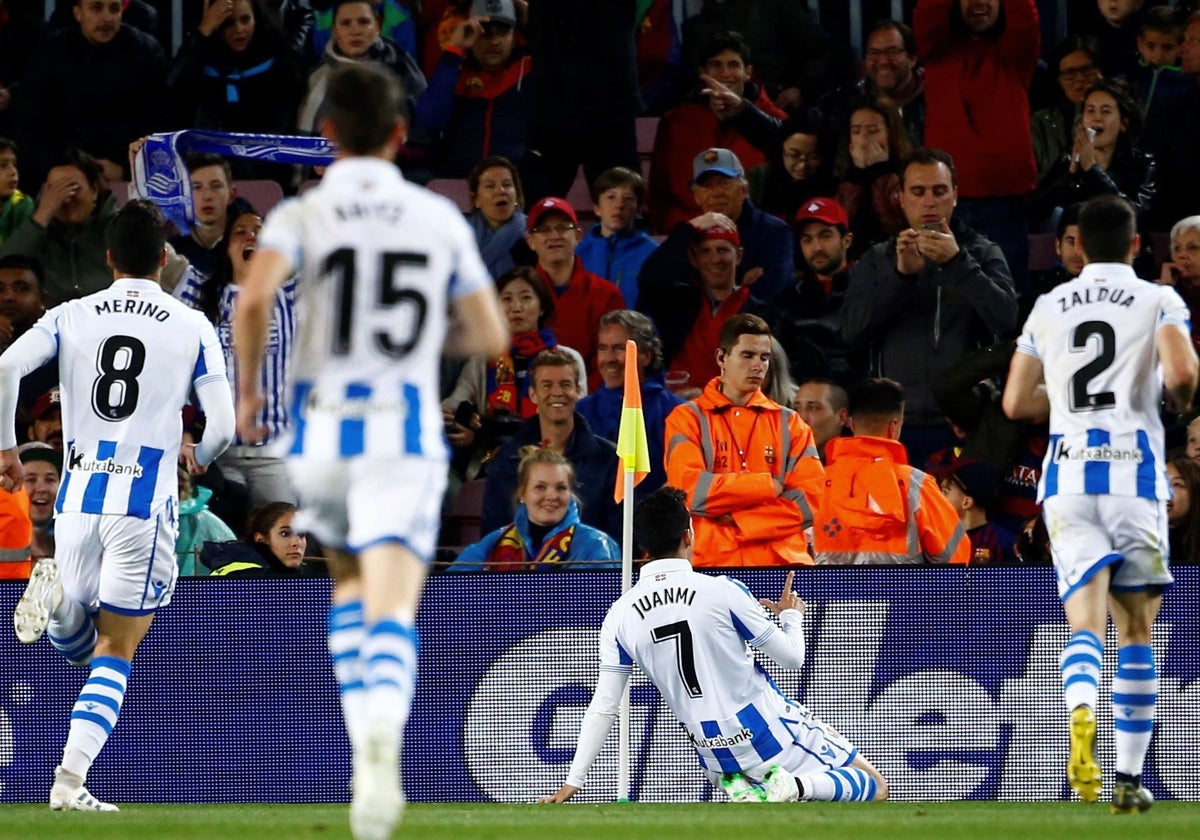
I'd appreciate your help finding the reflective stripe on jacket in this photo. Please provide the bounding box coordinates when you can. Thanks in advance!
[0,489,33,580]
[664,378,824,567]
[813,435,969,566]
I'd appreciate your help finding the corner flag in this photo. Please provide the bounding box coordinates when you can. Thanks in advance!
[614,340,650,502]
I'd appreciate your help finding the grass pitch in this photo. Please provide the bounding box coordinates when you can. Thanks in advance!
[4,801,1200,840]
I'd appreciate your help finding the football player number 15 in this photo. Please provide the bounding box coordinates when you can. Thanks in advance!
[323,248,429,359]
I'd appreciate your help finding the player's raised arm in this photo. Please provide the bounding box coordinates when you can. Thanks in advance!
[232,247,293,441]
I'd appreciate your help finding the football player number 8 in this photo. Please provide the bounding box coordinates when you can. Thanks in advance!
[323,248,429,359]
[652,620,704,698]
[92,335,145,421]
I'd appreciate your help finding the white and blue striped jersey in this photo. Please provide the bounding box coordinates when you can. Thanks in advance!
[174,272,296,445]
[257,157,492,462]
[1017,262,1191,502]
[34,279,227,518]
[598,558,803,774]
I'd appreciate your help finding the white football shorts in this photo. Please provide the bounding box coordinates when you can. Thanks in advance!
[1042,494,1173,601]
[697,695,858,786]
[54,506,179,615]
[286,454,447,561]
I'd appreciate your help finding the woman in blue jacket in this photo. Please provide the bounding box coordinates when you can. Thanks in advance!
[449,448,619,571]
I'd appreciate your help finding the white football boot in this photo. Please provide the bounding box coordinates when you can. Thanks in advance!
[349,724,404,840]
[14,558,63,644]
[49,767,118,812]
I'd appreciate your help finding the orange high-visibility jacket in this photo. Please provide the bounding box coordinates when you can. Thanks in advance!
[0,489,33,580]
[664,378,825,567]
[813,435,969,565]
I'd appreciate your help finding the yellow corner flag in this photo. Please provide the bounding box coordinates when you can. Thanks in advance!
[615,340,651,502]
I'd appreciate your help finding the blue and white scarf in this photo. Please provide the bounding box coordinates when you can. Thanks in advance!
[132,130,337,232]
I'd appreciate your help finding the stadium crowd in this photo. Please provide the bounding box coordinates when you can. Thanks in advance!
[2,0,1200,574]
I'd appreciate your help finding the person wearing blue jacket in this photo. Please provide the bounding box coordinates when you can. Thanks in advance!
[451,448,619,571]
[575,167,658,308]
[413,0,532,178]
[482,348,621,540]
[577,310,681,497]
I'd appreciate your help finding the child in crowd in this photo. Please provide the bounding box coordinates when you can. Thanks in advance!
[0,138,33,245]
[1127,6,1192,159]
[939,460,1019,565]
[574,166,658,309]
[1090,0,1148,75]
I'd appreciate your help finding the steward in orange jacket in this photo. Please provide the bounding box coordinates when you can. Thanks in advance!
[0,488,34,579]
[665,328,825,567]
[813,435,969,565]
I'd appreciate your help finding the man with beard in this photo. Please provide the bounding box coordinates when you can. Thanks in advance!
[755,198,864,386]
[26,389,63,451]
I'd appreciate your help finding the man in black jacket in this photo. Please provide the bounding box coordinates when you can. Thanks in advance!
[841,148,1017,469]
[16,0,165,188]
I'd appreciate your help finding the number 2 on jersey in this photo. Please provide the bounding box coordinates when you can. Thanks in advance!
[652,620,703,698]
[1069,320,1116,412]
[324,248,429,358]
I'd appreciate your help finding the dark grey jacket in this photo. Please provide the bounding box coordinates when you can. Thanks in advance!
[841,218,1018,425]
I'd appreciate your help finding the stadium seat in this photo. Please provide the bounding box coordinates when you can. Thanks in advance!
[426,178,472,213]
[233,180,285,215]
[1027,233,1058,271]
[566,170,594,218]
[448,479,487,547]
[635,116,659,158]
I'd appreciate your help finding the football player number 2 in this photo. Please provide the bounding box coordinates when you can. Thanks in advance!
[1069,320,1116,412]
[324,248,429,359]
[92,335,145,421]
[652,620,703,698]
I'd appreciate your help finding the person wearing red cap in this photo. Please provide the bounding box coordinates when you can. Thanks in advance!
[27,387,62,450]
[750,197,865,387]
[525,196,625,390]
[639,222,762,397]
[639,145,795,307]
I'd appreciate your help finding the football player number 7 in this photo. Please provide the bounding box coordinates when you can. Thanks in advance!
[652,620,704,698]
[323,248,429,359]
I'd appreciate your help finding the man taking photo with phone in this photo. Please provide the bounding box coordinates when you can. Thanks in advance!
[840,148,1019,468]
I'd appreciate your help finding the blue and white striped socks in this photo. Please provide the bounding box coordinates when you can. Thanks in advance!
[362,616,420,737]
[48,599,96,667]
[329,600,367,747]
[1113,644,1156,777]
[801,767,877,801]
[61,656,131,780]
[1060,630,1103,712]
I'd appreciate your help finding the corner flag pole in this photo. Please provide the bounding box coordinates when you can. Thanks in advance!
[614,340,650,803]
